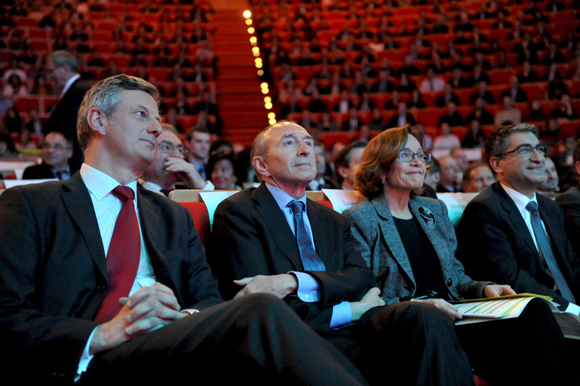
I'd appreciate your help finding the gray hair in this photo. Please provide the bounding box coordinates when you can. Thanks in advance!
[485,123,539,160]
[77,74,159,151]
[47,50,80,73]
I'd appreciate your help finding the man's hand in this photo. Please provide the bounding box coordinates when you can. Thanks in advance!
[164,157,207,189]
[413,298,462,321]
[89,283,185,355]
[234,274,298,299]
[349,287,385,322]
[483,284,516,298]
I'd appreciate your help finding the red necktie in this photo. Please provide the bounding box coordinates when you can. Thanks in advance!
[94,186,141,322]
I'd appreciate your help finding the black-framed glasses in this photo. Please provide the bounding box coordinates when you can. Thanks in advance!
[397,150,431,163]
[158,141,188,156]
[495,144,547,158]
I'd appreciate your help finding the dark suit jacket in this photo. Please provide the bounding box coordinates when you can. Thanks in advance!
[22,162,56,179]
[0,173,222,381]
[44,78,90,173]
[456,182,580,309]
[208,184,374,334]
[556,186,580,259]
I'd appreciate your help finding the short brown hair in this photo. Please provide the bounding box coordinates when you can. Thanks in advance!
[77,74,158,151]
[356,125,420,198]
[185,125,210,142]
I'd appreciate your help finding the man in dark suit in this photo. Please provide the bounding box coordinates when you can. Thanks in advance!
[209,121,475,386]
[22,132,73,180]
[457,123,580,314]
[0,75,369,386]
[557,139,580,259]
[44,50,90,174]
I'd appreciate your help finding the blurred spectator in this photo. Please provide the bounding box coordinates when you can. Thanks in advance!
[333,90,354,113]
[206,151,241,191]
[437,155,462,192]
[449,67,468,89]
[0,94,13,115]
[466,64,490,87]
[495,95,522,126]
[357,92,375,113]
[385,90,401,110]
[307,142,338,190]
[24,108,43,137]
[407,89,427,109]
[3,57,27,83]
[317,112,339,132]
[462,120,487,148]
[423,157,441,190]
[462,162,496,193]
[367,108,387,131]
[3,74,28,99]
[438,102,465,127]
[436,84,460,107]
[0,133,17,157]
[371,70,393,93]
[507,76,528,103]
[413,122,433,152]
[540,119,561,142]
[433,122,461,151]
[31,73,52,95]
[450,148,469,172]
[525,100,549,121]
[518,61,540,83]
[22,132,73,180]
[334,141,367,190]
[396,72,416,93]
[551,94,580,120]
[419,67,446,93]
[542,42,566,66]
[466,98,494,125]
[470,80,496,105]
[388,103,415,127]
[537,157,559,194]
[4,106,22,133]
[341,107,362,131]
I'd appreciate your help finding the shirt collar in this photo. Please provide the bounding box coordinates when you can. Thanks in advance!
[500,182,537,212]
[61,74,81,97]
[80,163,138,202]
[265,182,307,213]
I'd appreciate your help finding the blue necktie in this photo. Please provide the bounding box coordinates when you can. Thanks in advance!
[526,201,576,303]
[289,200,326,271]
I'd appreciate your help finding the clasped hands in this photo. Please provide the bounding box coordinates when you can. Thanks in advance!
[163,157,207,189]
[90,283,185,355]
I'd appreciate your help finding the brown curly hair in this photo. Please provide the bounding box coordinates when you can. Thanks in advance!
[355,125,424,198]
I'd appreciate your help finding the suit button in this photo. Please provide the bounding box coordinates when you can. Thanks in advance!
[446,278,453,287]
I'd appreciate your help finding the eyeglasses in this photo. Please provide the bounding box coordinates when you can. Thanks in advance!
[495,144,547,158]
[397,150,431,163]
[42,143,71,151]
[158,141,188,156]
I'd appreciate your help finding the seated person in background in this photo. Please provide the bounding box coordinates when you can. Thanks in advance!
[551,94,580,121]
[433,122,460,151]
[423,157,441,191]
[342,125,578,386]
[23,132,73,180]
[557,139,580,258]
[537,156,559,194]
[436,155,462,192]
[0,75,368,386]
[334,141,367,190]
[419,67,446,93]
[206,150,241,190]
[466,98,494,126]
[209,121,478,386]
[140,124,211,195]
[308,141,339,190]
[438,102,465,127]
[457,124,580,315]
[450,147,468,172]
[462,120,487,148]
[495,95,522,126]
[462,161,496,193]
[387,102,415,128]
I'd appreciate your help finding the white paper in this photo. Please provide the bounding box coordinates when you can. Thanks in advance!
[322,189,366,214]
[199,191,238,229]
[4,179,57,188]
[436,193,479,226]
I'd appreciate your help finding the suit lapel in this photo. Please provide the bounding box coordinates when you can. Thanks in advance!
[494,183,545,270]
[372,195,415,284]
[136,189,183,303]
[538,196,568,266]
[306,201,332,268]
[61,173,107,281]
[253,185,303,270]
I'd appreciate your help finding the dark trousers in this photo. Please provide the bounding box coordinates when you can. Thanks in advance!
[456,298,580,386]
[328,302,475,386]
[80,294,368,386]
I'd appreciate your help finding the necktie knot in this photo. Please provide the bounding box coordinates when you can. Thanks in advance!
[526,201,539,215]
[289,200,305,215]
[111,186,134,202]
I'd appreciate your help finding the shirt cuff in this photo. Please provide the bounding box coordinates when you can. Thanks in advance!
[564,302,580,315]
[291,271,320,302]
[330,301,352,329]
[75,327,98,382]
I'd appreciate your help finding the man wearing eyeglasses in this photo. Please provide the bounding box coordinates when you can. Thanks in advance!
[140,124,213,196]
[456,123,580,313]
[23,132,73,180]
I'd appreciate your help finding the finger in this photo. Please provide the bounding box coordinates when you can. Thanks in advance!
[125,316,164,336]
[127,283,178,308]
[503,286,517,295]
[234,277,254,285]
[234,287,249,299]
[127,297,183,324]
[119,297,129,306]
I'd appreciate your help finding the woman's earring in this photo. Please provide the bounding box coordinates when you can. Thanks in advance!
[381,178,386,185]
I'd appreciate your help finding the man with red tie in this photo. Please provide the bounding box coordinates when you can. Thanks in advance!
[0,75,369,386]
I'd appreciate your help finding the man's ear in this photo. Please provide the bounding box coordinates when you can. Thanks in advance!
[489,157,502,175]
[575,160,580,177]
[253,156,271,178]
[338,165,348,179]
[87,108,106,136]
